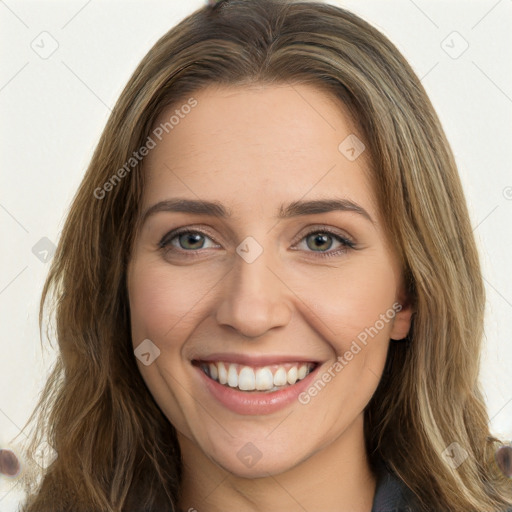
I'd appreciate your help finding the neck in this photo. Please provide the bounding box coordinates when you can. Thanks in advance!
[177,414,376,512]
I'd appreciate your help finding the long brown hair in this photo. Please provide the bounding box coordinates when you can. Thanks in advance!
[16,0,512,510]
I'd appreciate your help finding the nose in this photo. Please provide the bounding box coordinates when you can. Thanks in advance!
[214,246,293,338]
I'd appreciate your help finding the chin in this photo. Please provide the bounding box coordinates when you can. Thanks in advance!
[214,453,301,479]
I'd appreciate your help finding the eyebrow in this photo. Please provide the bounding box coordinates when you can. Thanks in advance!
[141,198,374,224]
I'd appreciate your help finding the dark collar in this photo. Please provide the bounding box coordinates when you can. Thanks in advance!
[371,458,421,512]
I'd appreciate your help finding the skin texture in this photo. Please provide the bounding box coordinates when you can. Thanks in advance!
[127,83,413,512]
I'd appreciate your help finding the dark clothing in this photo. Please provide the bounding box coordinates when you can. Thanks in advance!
[371,459,422,511]
[371,459,512,512]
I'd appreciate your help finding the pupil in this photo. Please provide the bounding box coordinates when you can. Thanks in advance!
[309,233,331,251]
[181,233,203,249]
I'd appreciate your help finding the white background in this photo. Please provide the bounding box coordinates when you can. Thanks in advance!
[1,0,511,509]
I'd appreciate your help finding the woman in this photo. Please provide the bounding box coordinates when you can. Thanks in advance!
[17,0,512,510]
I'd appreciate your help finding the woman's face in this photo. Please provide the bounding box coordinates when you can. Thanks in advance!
[127,83,412,477]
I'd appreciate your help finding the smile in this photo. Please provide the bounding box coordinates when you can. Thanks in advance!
[194,361,317,393]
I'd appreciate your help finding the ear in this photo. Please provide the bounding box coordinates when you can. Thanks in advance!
[389,288,414,341]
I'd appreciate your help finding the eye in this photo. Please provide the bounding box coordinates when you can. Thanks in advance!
[293,228,356,258]
[158,226,356,258]
[159,229,220,252]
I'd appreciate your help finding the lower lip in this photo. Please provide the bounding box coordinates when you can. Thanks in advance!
[194,363,321,415]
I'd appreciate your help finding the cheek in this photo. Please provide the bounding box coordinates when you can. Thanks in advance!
[297,256,398,410]
[127,258,205,433]
[128,257,215,344]
[294,252,400,345]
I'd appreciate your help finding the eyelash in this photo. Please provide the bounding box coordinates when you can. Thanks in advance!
[158,226,356,259]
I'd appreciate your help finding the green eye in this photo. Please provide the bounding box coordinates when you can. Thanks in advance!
[177,232,206,250]
[306,233,335,252]
[159,230,218,251]
[297,229,355,255]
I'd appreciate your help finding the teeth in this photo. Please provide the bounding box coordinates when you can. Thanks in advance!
[228,364,238,387]
[273,367,287,386]
[255,368,273,390]
[218,363,228,384]
[201,361,315,392]
[209,363,218,381]
[287,366,298,385]
[238,366,256,390]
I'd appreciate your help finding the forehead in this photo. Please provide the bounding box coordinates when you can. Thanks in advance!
[143,83,376,216]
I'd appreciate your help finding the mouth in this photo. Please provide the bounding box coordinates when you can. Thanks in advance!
[192,360,319,393]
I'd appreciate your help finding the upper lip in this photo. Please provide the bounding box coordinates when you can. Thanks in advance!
[192,353,322,367]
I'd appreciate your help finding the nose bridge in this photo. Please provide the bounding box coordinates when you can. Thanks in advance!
[214,237,292,338]
[234,242,273,296]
